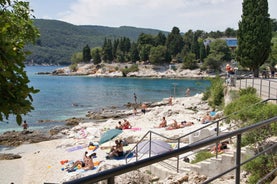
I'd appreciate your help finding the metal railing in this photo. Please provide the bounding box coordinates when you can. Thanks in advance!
[63,116,277,184]
[125,99,277,171]
[235,77,277,100]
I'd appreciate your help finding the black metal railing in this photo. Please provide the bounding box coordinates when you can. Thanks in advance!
[63,116,277,184]
[125,99,277,172]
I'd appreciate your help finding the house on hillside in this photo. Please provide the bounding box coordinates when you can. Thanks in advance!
[222,37,237,51]
[204,37,237,50]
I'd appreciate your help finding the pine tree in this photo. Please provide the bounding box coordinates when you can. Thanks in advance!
[82,44,91,63]
[166,27,184,58]
[237,0,272,77]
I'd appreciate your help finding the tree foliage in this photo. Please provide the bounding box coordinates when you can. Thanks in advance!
[82,44,91,63]
[202,76,224,108]
[237,0,272,77]
[224,87,277,184]
[0,0,40,125]
[149,45,169,64]
[166,27,184,57]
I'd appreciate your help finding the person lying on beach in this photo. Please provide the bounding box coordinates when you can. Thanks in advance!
[115,121,123,130]
[154,117,167,128]
[211,141,229,154]
[107,139,124,159]
[166,120,194,130]
[68,151,95,172]
[180,121,194,127]
[166,120,179,130]
[122,119,132,129]
[201,112,212,124]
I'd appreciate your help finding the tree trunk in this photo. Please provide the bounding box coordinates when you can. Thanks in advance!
[253,68,259,78]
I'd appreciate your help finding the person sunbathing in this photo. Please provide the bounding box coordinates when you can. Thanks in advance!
[166,120,179,130]
[122,119,132,129]
[68,151,95,171]
[201,113,212,124]
[155,117,167,128]
[211,141,229,154]
[179,121,194,127]
[107,140,124,159]
[115,121,123,130]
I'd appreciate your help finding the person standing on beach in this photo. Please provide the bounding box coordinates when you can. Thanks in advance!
[133,93,137,104]
[168,96,173,105]
[22,120,28,130]
[185,88,190,97]
[141,103,147,114]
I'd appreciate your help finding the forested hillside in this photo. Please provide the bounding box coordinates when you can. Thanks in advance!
[25,19,167,65]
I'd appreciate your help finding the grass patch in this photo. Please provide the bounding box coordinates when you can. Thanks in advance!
[191,151,214,164]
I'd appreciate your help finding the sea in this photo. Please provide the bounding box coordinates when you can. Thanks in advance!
[0,66,210,134]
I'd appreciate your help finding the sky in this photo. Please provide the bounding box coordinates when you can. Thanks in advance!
[27,0,277,32]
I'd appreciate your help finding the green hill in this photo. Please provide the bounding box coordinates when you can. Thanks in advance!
[25,19,167,65]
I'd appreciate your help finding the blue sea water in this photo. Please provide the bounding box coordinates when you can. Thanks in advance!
[0,66,210,133]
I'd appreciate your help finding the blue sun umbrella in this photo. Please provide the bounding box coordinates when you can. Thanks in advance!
[99,129,123,145]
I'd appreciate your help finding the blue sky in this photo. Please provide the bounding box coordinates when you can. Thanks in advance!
[27,0,277,32]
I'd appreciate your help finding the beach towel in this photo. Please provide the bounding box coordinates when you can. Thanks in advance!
[129,127,141,131]
[66,145,85,152]
[67,161,101,173]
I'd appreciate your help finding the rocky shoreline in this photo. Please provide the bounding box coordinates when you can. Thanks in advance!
[48,63,216,79]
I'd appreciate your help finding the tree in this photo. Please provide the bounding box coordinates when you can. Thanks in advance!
[82,44,91,63]
[155,32,166,46]
[237,0,272,77]
[71,52,83,63]
[271,18,277,32]
[0,0,40,125]
[224,27,237,37]
[210,39,231,61]
[166,27,184,58]
[149,45,169,64]
[102,38,113,62]
[130,42,140,62]
[91,48,101,64]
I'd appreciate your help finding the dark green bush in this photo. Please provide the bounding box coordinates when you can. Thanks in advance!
[121,64,139,76]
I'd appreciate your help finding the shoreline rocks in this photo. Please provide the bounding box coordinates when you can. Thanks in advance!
[49,63,216,79]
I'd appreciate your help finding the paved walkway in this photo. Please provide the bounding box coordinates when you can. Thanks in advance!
[234,78,277,101]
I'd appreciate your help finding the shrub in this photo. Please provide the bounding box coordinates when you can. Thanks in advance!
[202,76,224,109]
[69,63,78,72]
[121,64,139,76]
[191,151,214,164]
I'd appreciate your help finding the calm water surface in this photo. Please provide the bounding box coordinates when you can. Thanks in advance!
[0,66,210,133]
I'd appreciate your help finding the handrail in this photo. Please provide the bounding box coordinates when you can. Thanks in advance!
[63,116,277,184]
[125,98,277,167]
[236,77,277,101]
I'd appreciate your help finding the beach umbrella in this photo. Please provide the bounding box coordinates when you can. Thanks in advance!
[137,140,172,155]
[99,129,123,145]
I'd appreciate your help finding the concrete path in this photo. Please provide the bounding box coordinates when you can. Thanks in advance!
[234,78,277,101]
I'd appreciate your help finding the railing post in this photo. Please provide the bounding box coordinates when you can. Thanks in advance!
[107,177,115,184]
[236,134,242,184]
[215,121,220,158]
[149,132,152,158]
[268,81,271,99]
[260,79,263,98]
[177,138,180,173]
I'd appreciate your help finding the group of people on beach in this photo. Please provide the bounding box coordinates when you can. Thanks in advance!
[155,117,194,130]
[115,119,132,130]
